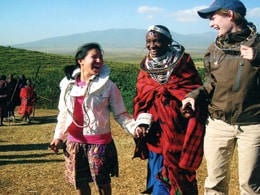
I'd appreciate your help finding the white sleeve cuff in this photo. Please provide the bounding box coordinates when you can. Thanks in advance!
[124,113,153,136]
[135,113,153,129]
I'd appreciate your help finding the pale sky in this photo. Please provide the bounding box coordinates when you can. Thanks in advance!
[0,0,259,45]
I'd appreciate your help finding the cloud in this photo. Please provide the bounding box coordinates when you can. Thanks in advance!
[146,15,154,19]
[247,8,260,18]
[170,6,206,22]
[137,6,164,14]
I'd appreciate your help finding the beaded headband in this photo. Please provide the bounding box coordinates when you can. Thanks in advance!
[147,25,172,39]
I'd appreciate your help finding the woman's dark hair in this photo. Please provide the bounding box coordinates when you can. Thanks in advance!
[64,65,77,79]
[64,43,103,79]
[75,42,103,67]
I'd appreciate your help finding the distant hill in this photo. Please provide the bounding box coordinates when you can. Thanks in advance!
[10,29,215,61]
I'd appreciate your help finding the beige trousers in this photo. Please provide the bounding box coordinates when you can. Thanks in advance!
[204,118,260,195]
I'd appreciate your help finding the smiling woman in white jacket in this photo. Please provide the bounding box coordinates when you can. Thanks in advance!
[49,43,152,195]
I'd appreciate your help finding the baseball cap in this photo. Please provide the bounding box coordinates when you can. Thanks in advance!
[198,0,246,19]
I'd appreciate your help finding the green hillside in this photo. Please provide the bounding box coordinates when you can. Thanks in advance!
[0,46,204,114]
[0,46,140,113]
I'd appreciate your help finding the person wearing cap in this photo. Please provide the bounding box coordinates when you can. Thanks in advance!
[133,25,208,195]
[182,0,260,194]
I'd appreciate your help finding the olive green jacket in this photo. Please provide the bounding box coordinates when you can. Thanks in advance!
[188,25,260,125]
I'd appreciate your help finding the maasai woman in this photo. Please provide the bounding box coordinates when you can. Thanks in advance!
[133,25,208,195]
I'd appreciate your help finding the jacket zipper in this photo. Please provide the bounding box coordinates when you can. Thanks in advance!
[234,61,244,91]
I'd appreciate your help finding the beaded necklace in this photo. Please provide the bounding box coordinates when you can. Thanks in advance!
[64,77,94,128]
[140,44,185,84]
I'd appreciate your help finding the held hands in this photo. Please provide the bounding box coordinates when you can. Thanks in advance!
[181,97,195,119]
[49,139,62,153]
[182,97,195,111]
[133,113,153,138]
[240,45,257,61]
[134,124,149,138]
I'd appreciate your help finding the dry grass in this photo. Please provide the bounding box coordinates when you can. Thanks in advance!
[0,109,239,195]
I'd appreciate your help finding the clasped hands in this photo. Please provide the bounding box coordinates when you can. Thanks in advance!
[134,124,149,138]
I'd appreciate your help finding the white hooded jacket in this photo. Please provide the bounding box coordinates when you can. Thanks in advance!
[53,64,152,140]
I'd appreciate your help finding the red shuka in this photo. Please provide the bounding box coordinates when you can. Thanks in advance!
[133,53,208,194]
[18,86,37,116]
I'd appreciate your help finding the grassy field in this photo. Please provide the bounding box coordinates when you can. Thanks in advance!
[0,109,240,195]
[0,45,205,111]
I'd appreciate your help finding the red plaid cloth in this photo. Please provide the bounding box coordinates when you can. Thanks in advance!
[133,53,208,193]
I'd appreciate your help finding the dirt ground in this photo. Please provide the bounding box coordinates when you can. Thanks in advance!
[0,109,239,195]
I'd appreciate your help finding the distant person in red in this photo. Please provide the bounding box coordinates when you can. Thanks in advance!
[18,79,37,124]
